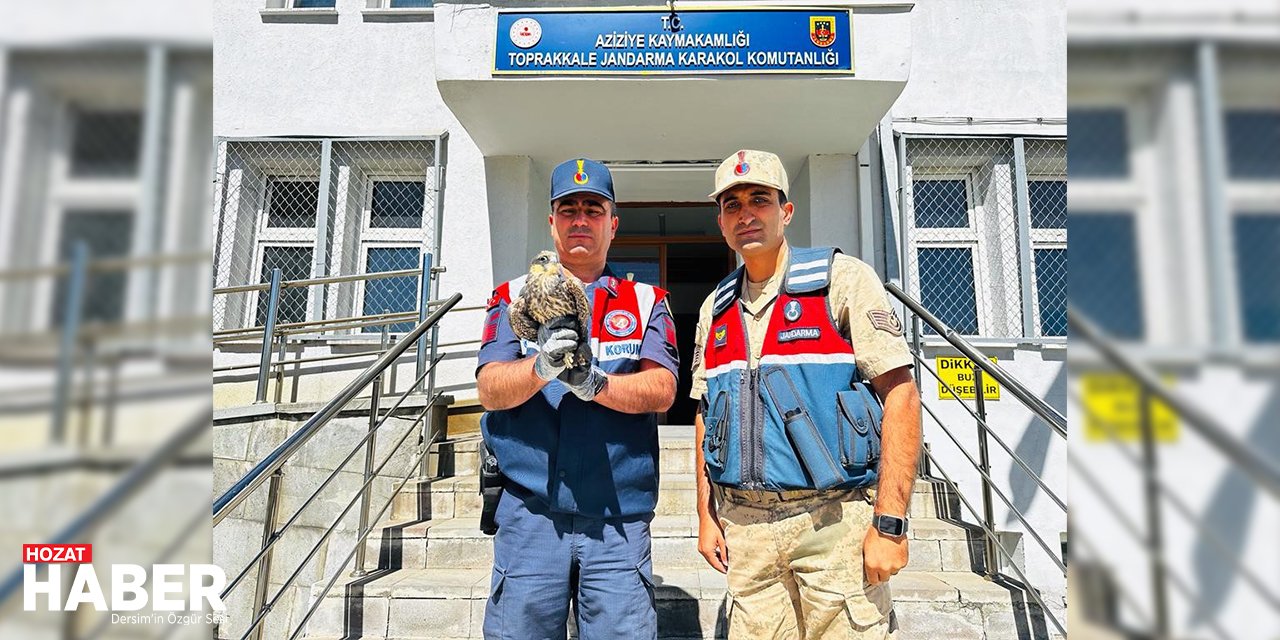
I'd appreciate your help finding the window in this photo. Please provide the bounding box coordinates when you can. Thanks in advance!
[256,245,314,327]
[265,178,319,228]
[292,0,336,7]
[362,247,420,333]
[911,179,969,228]
[1028,178,1066,336]
[388,0,433,7]
[918,247,979,334]
[1034,248,1066,336]
[1069,213,1144,339]
[1068,108,1129,179]
[1225,110,1280,181]
[1232,214,1280,342]
[69,109,141,178]
[1029,180,1067,228]
[369,180,425,229]
[52,211,134,326]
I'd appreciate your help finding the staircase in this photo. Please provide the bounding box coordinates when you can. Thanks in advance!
[303,427,1055,640]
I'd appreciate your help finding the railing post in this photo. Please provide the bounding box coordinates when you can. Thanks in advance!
[972,364,998,577]
[274,335,287,404]
[255,268,283,404]
[353,325,389,577]
[250,468,285,640]
[51,241,89,444]
[1139,385,1170,638]
[415,252,432,385]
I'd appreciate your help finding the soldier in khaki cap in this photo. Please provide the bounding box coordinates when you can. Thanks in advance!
[690,149,921,638]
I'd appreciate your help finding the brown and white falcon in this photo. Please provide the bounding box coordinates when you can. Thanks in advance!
[508,251,592,368]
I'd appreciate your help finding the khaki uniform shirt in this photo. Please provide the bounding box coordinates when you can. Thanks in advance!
[690,244,912,400]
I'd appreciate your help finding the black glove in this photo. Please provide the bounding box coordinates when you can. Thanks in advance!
[558,361,608,401]
[533,316,581,381]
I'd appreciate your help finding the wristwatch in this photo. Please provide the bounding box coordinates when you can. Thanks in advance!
[873,513,909,538]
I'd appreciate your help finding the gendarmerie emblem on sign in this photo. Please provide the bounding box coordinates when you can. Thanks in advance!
[810,17,836,47]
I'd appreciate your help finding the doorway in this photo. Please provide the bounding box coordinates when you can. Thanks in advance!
[612,203,734,425]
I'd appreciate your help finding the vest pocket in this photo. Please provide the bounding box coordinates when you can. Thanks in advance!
[703,390,730,469]
[761,367,844,490]
[836,386,882,471]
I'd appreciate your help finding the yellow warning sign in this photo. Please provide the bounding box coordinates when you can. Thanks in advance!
[1081,373,1178,442]
[935,356,1000,401]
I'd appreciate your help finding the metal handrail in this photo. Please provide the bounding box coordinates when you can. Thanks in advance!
[886,282,1067,438]
[0,406,211,607]
[212,268,421,295]
[0,250,209,281]
[919,402,1066,574]
[212,292,461,526]
[913,353,1066,513]
[1068,306,1280,499]
[925,451,1066,637]
[1071,393,1280,611]
[218,357,443,598]
[233,394,438,640]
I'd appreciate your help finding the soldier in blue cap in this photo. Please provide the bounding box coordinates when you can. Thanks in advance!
[476,157,680,640]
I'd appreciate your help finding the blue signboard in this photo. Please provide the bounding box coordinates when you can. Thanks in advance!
[494,8,853,75]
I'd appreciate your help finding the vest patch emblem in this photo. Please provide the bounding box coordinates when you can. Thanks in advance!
[604,310,638,337]
[777,327,821,342]
[714,324,728,347]
[867,309,904,336]
[783,299,802,322]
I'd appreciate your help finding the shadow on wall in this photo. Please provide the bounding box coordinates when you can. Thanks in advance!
[1007,365,1066,525]
[1189,382,1280,629]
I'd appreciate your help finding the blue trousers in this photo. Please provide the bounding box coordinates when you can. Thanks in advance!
[483,485,657,640]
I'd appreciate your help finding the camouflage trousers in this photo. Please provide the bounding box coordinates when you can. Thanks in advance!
[716,486,898,640]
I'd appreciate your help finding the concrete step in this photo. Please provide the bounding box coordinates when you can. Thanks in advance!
[393,473,962,523]
[361,514,986,574]
[304,567,1050,639]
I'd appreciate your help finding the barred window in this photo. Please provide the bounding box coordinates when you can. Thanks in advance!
[912,179,970,228]
[265,178,319,228]
[1067,108,1129,179]
[1034,248,1067,337]
[369,180,425,229]
[362,247,420,333]
[1232,214,1280,342]
[52,211,134,326]
[1069,213,1144,339]
[918,247,979,334]
[69,109,142,178]
[213,138,439,335]
[1225,110,1280,181]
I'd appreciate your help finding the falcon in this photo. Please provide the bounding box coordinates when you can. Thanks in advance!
[508,251,592,367]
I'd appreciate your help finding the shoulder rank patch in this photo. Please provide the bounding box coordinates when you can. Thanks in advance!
[714,324,728,348]
[867,309,904,336]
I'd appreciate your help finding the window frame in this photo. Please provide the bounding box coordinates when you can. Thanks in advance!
[248,241,316,329]
[1027,175,1067,337]
[906,167,994,337]
[355,243,423,334]
[361,175,428,239]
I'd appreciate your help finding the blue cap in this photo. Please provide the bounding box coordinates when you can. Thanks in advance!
[550,158,615,202]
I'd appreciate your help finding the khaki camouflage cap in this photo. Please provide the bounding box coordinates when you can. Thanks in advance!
[709,149,789,200]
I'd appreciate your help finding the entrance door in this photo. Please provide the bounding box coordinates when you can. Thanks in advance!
[612,204,734,425]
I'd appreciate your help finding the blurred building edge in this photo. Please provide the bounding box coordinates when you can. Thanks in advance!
[1068,2,1280,639]
[0,3,213,636]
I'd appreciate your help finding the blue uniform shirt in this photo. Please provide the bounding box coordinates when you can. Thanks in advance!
[477,267,679,518]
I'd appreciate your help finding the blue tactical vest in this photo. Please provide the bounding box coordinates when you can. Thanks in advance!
[701,247,884,491]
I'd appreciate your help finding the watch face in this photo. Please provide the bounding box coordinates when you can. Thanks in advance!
[877,515,906,536]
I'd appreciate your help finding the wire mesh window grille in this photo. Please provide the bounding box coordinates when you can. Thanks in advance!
[1069,213,1144,340]
[1225,109,1280,181]
[904,136,1066,339]
[69,108,142,178]
[51,211,134,327]
[213,137,441,335]
[1067,107,1129,179]
[1232,215,1280,342]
